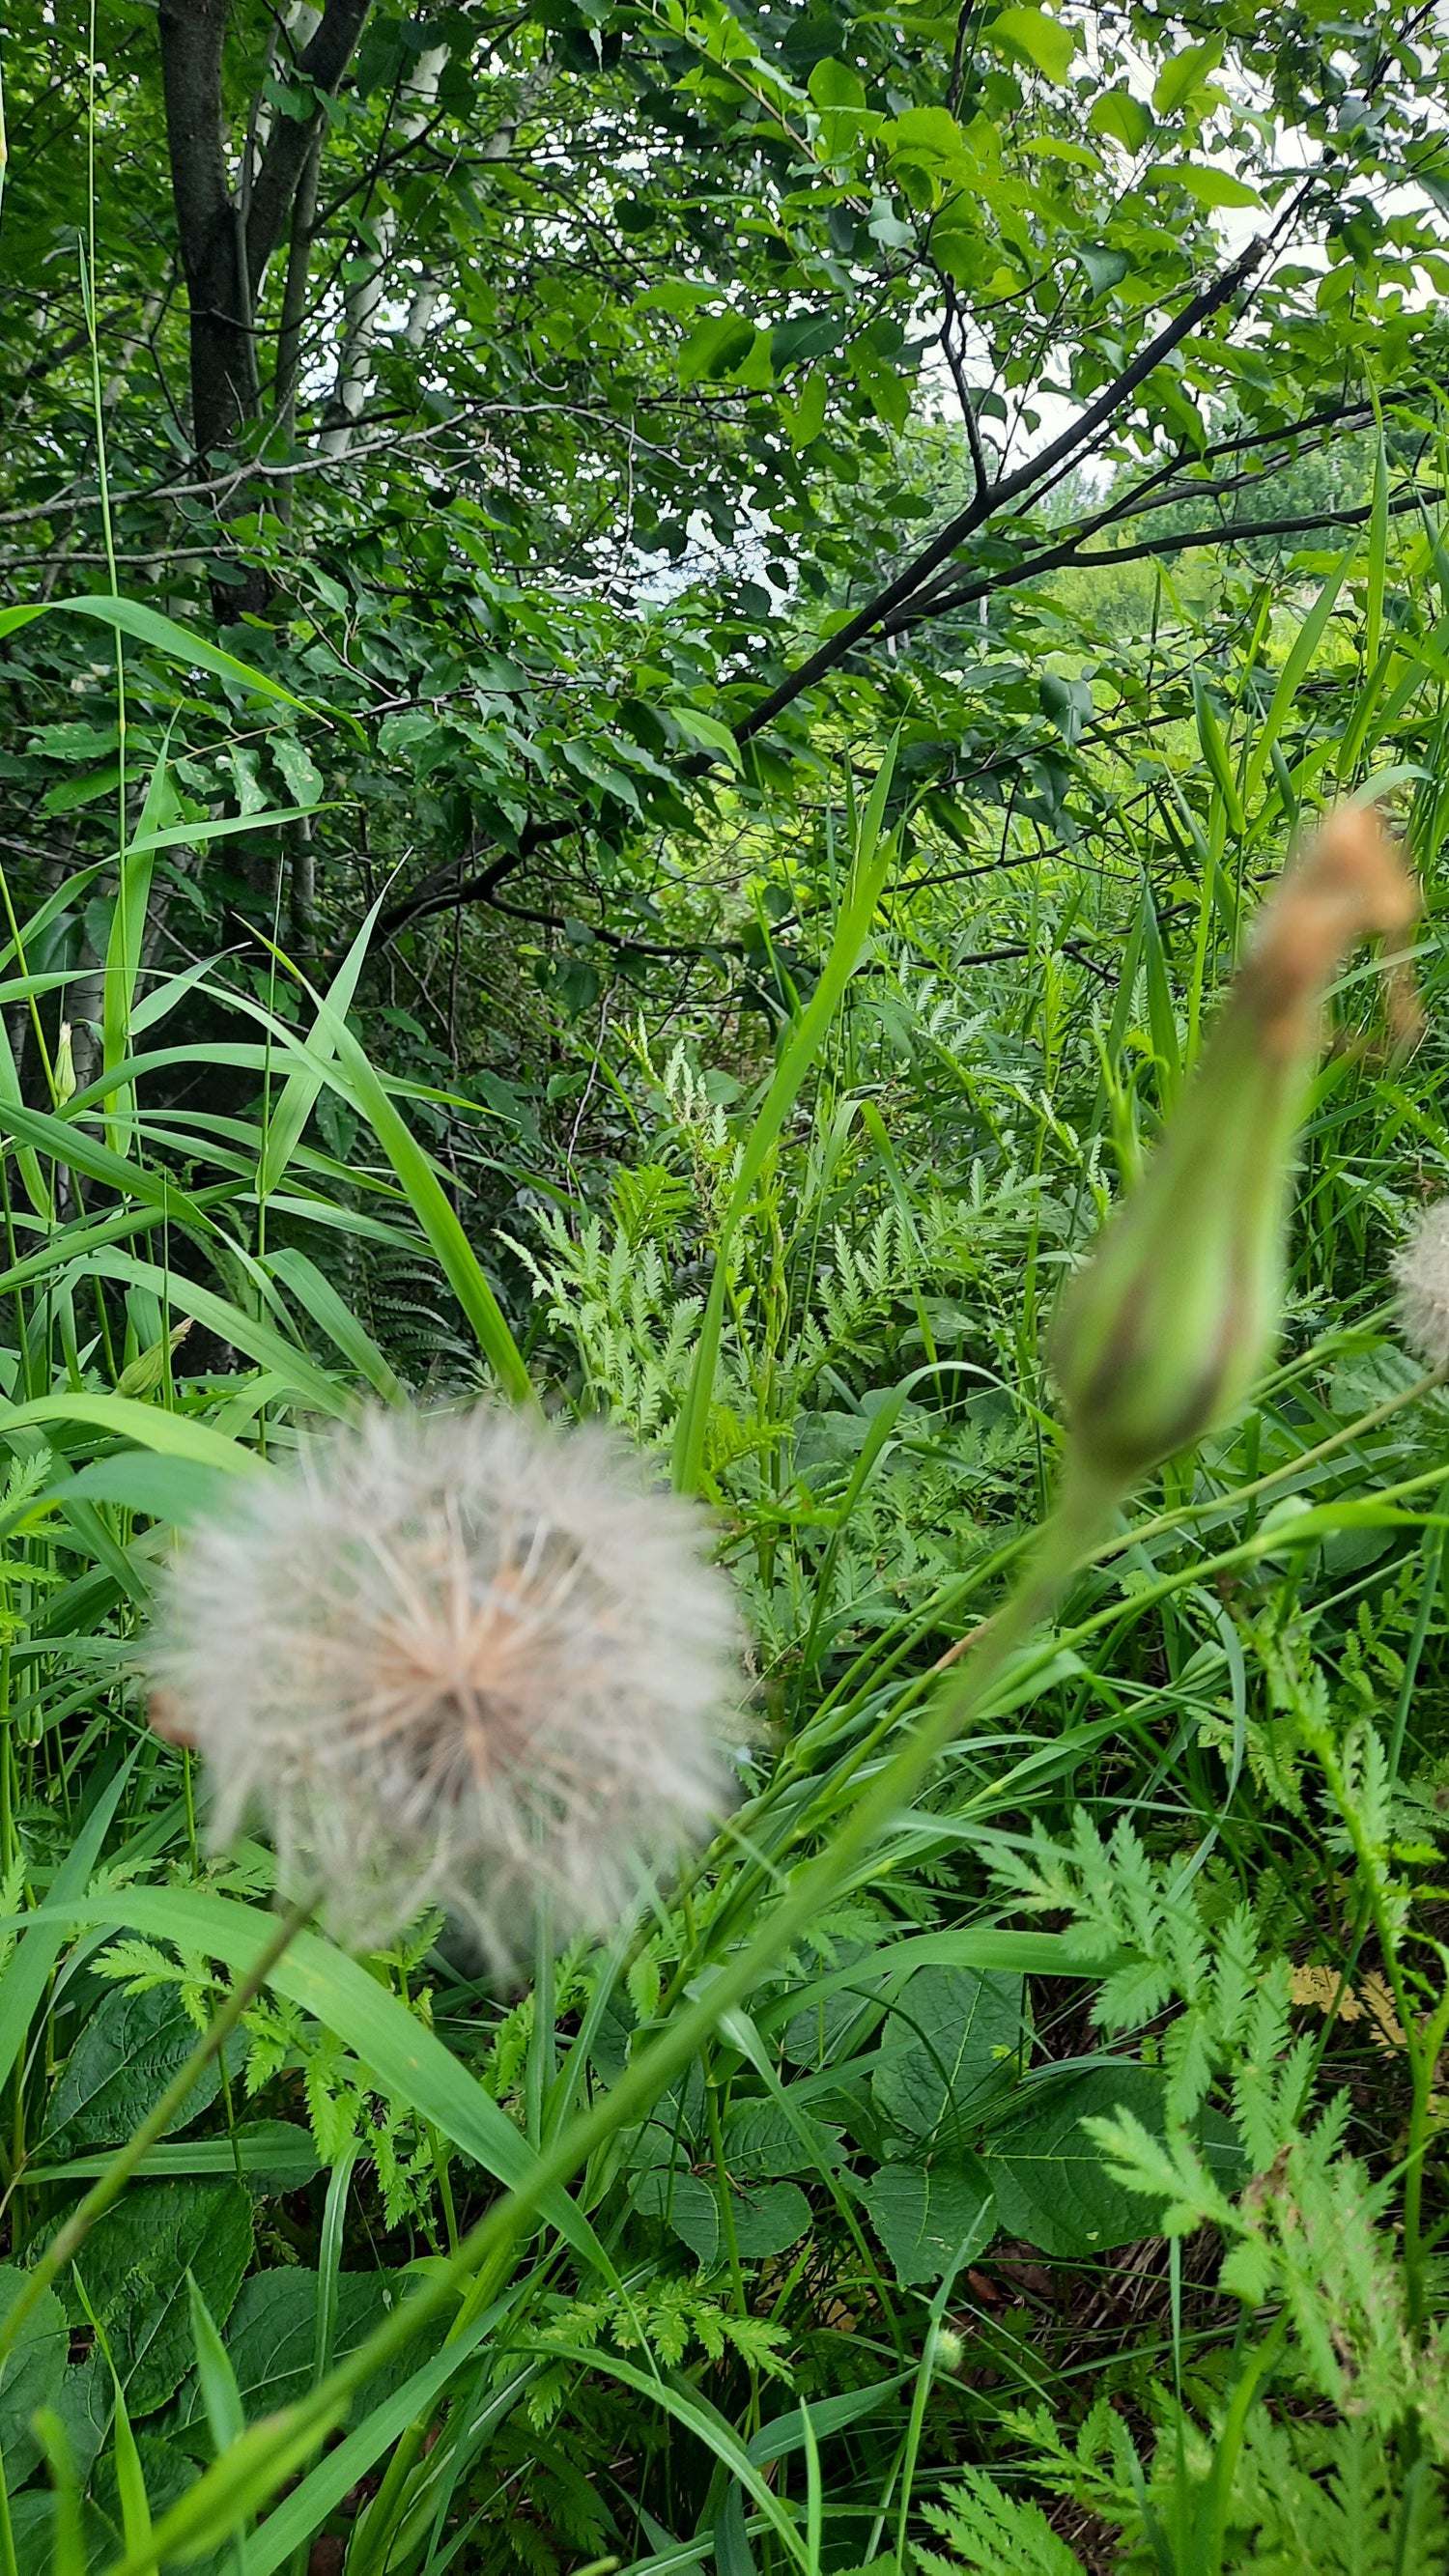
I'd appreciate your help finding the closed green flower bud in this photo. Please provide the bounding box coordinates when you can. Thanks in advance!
[1053,809,1416,1491]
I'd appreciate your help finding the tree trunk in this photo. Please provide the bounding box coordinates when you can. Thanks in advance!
[157,0,259,464]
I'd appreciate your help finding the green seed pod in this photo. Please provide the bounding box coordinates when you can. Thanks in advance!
[1053,809,1416,1491]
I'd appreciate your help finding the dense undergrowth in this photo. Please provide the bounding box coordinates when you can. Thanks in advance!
[0,535,1445,2576]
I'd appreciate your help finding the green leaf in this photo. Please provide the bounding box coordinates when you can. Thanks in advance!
[58,1454,237,1529]
[807,58,867,112]
[633,2170,811,2266]
[101,746,173,1155]
[1177,161,1262,211]
[1089,87,1151,153]
[274,968,534,1405]
[986,8,1077,83]
[0,1758,135,2100]
[43,1986,242,2155]
[178,2270,443,2433]
[670,707,744,772]
[79,1249,349,1418]
[1079,244,1129,298]
[236,2290,512,2576]
[860,2157,995,2286]
[270,739,324,809]
[0,2269,69,2487]
[981,2067,1241,2257]
[871,1967,1023,2138]
[30,2121,320,2193]
[1151,39,1223,117]
[55,1887,615,2281]
[265,1246,405,1401]
[45,2182,253,2415]
[671,744,896,1493]
[721,2102,843,2178]
[0,597,324,722]
[257,900,377,1201]
[1144,159,1263,209]
[0,1393,266,1479]
[677,314,755,384]
[185,2277,244,2456]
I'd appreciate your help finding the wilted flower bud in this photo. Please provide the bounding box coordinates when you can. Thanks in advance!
[1053,808,1417,1488]
[146,1405,739,1963]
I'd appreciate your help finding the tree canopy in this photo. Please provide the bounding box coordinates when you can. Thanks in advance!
[4,0,1448,992]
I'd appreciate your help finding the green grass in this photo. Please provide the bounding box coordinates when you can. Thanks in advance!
[0,544,1446,2576]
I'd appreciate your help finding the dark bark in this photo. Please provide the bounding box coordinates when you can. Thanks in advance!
[156,0,372,619]
[244,0,376,294]
[156,0,258,463]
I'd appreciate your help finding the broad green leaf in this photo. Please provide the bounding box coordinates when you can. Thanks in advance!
[176,2270,443,2433]
[871,1967,1023,2138]
[981,2066,1242,2256]
[677,313,755,384]
[860,2158,995,2286]
[1151,39,1223,116]
[633,2169,811,2266]
[43,1985,241,2155]
[1146,158,1262,209]
[807,58,867,111]
[237,2296,518,2576]
[45,2182,253,2414]
[1089,87,1151,153]
[987,8,1076,83]
[721,2102,843,2178]
[0,2269,69,2487]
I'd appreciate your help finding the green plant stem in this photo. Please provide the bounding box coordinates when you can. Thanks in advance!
[1205,2311,1289,2576]
[0,1893,312,2376]
[1402,1983,1449,2338]
[99,1468,1118,2576]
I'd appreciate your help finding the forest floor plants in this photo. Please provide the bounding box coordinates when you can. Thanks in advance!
[2,561,1449,2576]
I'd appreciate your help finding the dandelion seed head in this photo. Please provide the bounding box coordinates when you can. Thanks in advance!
[146,1406,739,1962]
[1395,1202,1449,1369]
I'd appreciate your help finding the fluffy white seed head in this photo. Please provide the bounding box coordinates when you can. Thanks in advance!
[1395,1202,1449,1368]
[146,1405,739,1962]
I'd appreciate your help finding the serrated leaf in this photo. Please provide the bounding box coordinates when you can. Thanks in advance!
[45,2182,253,2415]
[44,1984,242,2155]
[0,2266,69,2486]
